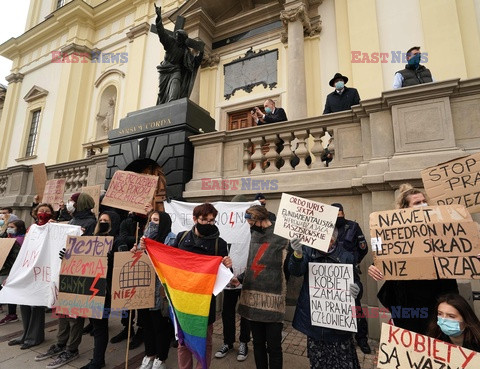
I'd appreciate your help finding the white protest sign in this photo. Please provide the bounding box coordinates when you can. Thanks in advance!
[274,193,338,252]
[164,200,257,276]
[0,223,82,307]
[308,263,357,333]
[378,323,480,369]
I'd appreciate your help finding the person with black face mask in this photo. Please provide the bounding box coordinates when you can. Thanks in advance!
[330,203,370,354]
[173,202,232,369]
[235,205,289,369]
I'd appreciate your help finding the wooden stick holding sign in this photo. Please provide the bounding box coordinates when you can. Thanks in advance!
[274,193,338,252]
[369,204,480,280]
[101,171,158,214]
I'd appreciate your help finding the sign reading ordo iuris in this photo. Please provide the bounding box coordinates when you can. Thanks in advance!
[274,193,338,252]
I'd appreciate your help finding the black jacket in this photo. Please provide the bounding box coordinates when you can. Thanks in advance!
[258,107,288,125]
[323,87,360,114]
[69,210,97,236]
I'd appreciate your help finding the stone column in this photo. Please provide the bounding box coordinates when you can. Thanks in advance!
[280,2,309,120]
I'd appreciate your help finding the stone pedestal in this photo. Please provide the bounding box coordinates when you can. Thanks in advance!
[106,98,215,199]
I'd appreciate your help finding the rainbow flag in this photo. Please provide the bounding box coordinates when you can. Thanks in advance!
[145,238,223,369]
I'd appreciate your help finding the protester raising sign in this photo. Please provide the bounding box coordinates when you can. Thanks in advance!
[164,200,255,276]
[32,163,47,202]
[0,223,82,307]
[55,235,113,318]
[378,323,480,369]
[370,205,480,280]
[421,152,480,214]
[43,178,66,211]
[102,170,158,214]
[309,263,357,333]
[274,193,337,252]
[110,251,155,310]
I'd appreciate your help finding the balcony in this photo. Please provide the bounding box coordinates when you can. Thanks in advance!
[184,78,480,200]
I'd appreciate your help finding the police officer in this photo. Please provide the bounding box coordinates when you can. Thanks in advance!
[331,203,371,354]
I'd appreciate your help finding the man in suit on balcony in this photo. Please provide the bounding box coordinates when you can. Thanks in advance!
[323,73,361,114]
[251,99,287,125]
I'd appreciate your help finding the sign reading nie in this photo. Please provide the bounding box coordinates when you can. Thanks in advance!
[421,152,480,214]
[378,323,480,369]
[102,170,158,214]
[370,205,480,280]
[308,263,357,333]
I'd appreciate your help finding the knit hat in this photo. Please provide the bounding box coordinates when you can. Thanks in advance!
[254,193,266,201]
[70,193,81,203]
[76,193,95,212]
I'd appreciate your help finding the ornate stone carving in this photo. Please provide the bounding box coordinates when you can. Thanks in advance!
[280,4,322,43]
[5,73,24,84]
[201,52,220,68]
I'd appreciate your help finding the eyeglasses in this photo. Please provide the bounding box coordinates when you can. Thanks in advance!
[197,217,215,224]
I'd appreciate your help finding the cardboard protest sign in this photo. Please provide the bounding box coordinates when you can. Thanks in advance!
[110,251,155,310]
[32,163,47,202]
[421,152,480,214]
[309,263,357,332]
[0,239,17,270]
[0,223,83,307]
[102,171,158,214]
[378,323,480,369]
[82,185,102,216]
[274,193,338,252]
[42,178,66,211]
[370,205,480,280]
[55,236,113,318]
[164,199,255,276]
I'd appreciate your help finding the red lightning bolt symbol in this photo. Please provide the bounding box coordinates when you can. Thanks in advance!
[89,273,102,301]
[131,251,142,268]
[251,242,269,279]
[229,212,234,227]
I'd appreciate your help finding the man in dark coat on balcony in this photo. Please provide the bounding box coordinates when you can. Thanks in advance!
[323,73,361,114]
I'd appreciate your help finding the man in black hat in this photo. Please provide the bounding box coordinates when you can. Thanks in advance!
[331,202,371,354]
[323,73,361,114]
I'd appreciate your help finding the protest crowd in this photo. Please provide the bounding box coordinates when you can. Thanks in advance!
[1,158,480,369]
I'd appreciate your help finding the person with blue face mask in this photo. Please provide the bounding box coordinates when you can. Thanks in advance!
[323,73,361,114]
[251,99,287,126]
[427,294,480,352]
[393,46,434,89]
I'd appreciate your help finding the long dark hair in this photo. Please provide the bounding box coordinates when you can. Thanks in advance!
[427,294,480,349]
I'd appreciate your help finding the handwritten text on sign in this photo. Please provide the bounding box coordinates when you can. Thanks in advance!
[308,263,357,333]
[378,323,480,369]
[43,179,66,211]
[370,205,480,280]
[110,251,155,310]
[56,236,113,318]
[274,193,338,252]
[102,171,158,214]
[422,152,480,214]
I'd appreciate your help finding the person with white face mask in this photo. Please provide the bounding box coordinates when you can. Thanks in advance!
[323,73,361,114]
[427,293,480,352]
